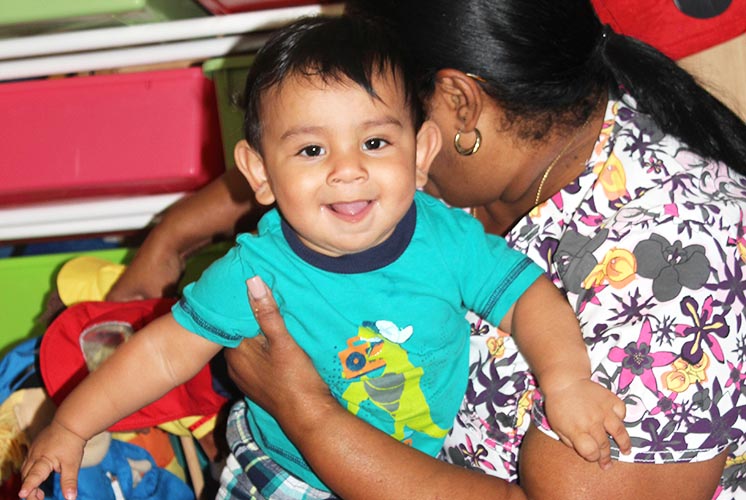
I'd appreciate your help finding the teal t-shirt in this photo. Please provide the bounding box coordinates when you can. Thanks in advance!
[172,191,542,491]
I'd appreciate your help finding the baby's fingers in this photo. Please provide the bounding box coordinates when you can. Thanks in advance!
[559,431,599,465]
[568,428,613,470]
[19,457,55,499]
[19,456,79,500]
[18,486,46,500]
[594,435,613,470]
[606,414,631,455]
[58,469,79,500]
[55,456,80,500]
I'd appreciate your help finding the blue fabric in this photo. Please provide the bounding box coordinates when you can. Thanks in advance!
[0,336,41,402]
[12,237,120,257]
[51,439,194,500]
[173,191,543,492]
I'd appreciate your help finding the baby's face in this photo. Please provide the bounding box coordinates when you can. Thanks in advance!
[258,71,424,257]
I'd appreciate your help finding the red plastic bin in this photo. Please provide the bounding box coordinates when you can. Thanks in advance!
[0,67,225,206]
[196,0,336,15]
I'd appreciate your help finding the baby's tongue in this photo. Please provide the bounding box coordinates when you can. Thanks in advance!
[331,201,369,215]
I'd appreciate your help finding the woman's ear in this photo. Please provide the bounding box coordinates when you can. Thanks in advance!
[414,120,442,188]
[431,68,484,133]
[234,140,276,206]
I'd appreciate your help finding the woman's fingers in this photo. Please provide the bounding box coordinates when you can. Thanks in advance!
[223,337,271,412]
[224,276,311,417]
[246,276,287,343]
[223,276,332,428]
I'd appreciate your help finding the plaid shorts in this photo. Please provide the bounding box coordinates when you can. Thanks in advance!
[216,400,339,500]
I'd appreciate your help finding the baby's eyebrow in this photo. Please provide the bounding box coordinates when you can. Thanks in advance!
[280,117,403,141]
[280,126,324,141]
[361,117,403,129]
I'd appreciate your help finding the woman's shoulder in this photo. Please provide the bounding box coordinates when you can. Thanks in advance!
[546,131,746,298]
[609,94,746,189]
[603,154,746,236]
[593,95,746,229]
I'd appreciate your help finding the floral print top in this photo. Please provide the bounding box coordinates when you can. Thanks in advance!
[441,92,746,499]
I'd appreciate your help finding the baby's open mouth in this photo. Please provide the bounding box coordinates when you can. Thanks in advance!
[329,200,371,216]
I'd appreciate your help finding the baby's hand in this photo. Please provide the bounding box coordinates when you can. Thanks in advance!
[19,420,86,500]
[543,379,631,470]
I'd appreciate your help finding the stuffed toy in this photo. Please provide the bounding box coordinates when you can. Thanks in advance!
[0,343,195,500]
[0,255,231,498]
[50,439,195,500]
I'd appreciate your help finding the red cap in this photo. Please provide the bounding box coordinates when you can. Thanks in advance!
[40,299,228,432]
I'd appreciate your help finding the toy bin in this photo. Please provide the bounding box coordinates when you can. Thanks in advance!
[0,248,130,355]
[0,67,225,207]
[0,192,188,242]
[0,243,229,356]
[0,0,209,38]
[196,0,336,15]
[202,55,254,169]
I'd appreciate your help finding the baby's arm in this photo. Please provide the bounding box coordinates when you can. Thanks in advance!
[19,314,222,500]
[500,276,631,469]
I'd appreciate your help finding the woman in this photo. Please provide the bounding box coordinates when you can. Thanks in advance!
[108,0,746,497]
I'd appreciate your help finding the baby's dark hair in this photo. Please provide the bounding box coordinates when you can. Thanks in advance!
[241,15,422,155]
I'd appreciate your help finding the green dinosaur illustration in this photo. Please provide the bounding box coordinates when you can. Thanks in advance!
[340,322,448,442]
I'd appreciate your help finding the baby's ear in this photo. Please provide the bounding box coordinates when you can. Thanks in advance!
[415,120,442,188]
[234,140,276,205]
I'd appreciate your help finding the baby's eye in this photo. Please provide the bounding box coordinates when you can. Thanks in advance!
[299,145,325,157]
[363,138,389,151]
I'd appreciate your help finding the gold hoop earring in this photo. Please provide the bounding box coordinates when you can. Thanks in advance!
[454,128,481,156]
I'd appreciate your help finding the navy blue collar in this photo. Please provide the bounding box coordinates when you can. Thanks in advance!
[281,201,416,274]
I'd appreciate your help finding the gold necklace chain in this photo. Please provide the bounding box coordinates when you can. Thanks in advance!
[533,113,594,206]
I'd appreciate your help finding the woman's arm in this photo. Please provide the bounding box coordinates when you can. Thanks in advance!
[228,277,527,500]
[520,426,727,499]
[107,168,261,301]
[228,277,730,500]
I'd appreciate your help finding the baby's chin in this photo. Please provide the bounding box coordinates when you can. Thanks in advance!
[316,231,395,257]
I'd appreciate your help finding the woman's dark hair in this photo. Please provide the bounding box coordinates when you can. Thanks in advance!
[241,15,422,155]
[346,0,746,172]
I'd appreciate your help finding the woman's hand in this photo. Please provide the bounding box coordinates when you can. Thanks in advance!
[107,169,260,302]
[224,277,334,427]
[105,231,185,301]
[225,277,524,499]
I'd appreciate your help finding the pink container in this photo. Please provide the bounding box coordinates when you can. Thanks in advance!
[196,0,336,15]
[0,67,225,206]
